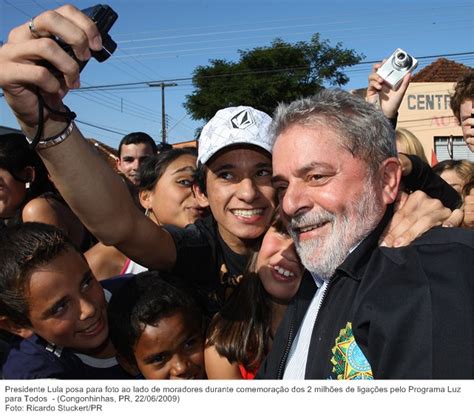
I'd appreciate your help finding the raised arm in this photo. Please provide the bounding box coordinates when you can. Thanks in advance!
[365,62,463,244]
[0,5,176,270]
[366,61,411,120]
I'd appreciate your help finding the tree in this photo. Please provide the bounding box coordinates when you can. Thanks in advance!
[184,34,364,121]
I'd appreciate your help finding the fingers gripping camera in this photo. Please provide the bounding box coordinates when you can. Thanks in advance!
[41,4,118,76]
[376,48,418,90]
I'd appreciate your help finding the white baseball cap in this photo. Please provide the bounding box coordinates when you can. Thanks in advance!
[197,106,273,165]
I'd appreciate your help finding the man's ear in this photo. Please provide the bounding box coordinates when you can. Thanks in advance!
[0,316,34,339]
[379,157,402,205]
[116,157,122,172]
[193,184,209,208]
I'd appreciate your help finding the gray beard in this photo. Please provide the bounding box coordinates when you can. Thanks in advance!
[288,180,383,280]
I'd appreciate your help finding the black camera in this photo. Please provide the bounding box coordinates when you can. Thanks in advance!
[43,4,118,75]
[80,4,118,66]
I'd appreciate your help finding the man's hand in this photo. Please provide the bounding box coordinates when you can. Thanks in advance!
[366,62,411,119]
[461,110,474,152]
[0,4,102,136]
[380,190,464,247]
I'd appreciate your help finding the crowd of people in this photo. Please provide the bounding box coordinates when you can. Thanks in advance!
[0,4,472,380]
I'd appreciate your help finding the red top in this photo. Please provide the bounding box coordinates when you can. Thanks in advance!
[239,364,257,380]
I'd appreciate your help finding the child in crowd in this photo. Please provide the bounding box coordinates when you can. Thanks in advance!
[107,271,206,379]
[433,160,474,229]
[205,212,304,379]
[138,147,207,228]
[433,159,474,196]
[0,5,463,323]
[85,147,207,279]
[0,133,94,252]
[0,222,132,379]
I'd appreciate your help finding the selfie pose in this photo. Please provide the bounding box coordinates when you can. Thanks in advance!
[0,5,470,381]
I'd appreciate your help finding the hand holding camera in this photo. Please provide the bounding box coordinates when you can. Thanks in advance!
[0,4,118,141]
[376,48,418,90]
[366,49,417,119]
[41,4,118,76]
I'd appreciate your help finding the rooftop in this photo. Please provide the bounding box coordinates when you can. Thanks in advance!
[411,58,472,83]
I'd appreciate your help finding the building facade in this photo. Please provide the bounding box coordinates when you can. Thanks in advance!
[396,58,472,163]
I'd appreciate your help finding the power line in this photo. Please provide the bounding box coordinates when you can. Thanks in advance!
[72,111,460,143]
[0,0,190,141]
[77,80,160,120]
[114,3,473,44]
[2,2,472,145]
[1,0,164,123]
[111,10,473,62]
[75,51,474,92]
[76,119,128,136]
[72,91,159,123]
[3,0,30,17]
[116,17,473,55]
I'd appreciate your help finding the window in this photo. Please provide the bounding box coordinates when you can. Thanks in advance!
[434,136,473,162]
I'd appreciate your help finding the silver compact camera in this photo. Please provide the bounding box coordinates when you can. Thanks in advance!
[376,48,418,89]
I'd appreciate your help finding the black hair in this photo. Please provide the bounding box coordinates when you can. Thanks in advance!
[107,271,204,367]
[118,132,158,157]
[137,147,197,191]
[0,222,78,328]
[195,162,207,195]
[193,144,272,197]
[0,133,56,201]
[0,134,32,180]
[156,142,173,153]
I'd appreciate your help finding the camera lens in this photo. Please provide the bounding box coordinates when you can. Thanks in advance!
[393,51,412,69]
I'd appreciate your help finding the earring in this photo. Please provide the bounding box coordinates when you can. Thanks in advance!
[25,182,31,189]
[145,208,150,217]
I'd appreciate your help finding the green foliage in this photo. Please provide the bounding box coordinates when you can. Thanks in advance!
[184,34,364,121]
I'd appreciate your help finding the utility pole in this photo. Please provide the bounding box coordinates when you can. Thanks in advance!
[148,82,177,144]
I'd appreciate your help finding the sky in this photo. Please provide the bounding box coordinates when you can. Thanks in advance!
[1,0,473,149]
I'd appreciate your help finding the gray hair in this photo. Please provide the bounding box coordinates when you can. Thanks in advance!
[271,89,397,176]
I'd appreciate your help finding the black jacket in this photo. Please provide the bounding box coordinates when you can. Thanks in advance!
[402,154,462,210]
[258,208,473,379]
